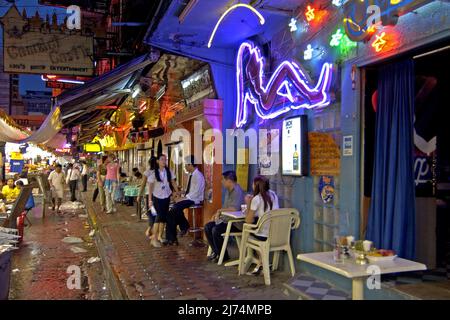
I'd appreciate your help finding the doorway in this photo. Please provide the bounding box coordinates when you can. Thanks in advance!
[361,44,450,271]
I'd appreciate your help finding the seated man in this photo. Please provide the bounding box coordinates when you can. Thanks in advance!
[205,171,245,263]
[165,156,205,245]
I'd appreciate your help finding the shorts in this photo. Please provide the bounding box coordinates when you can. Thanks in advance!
[152,195,170,224]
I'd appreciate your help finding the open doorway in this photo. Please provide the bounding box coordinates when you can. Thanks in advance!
[361,45,450,272]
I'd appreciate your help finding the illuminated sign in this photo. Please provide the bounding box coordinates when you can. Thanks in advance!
[371,31,387,52]
[304,44,313,60]
[305,5,315,22]
[83,143,102,153]
[235,41,333,128]
[343,0,432,42]
[282,116,307,176]
[208,4,265,48]
[289,18,297,32]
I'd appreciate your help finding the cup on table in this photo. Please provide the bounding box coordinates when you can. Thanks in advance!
[346,236,355,246]
[363,240,373,252]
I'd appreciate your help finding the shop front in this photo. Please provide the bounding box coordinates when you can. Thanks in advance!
[146,0,450,297]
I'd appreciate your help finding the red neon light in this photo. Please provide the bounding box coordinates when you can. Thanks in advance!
[371,32,387,52]
[138,101,147,114]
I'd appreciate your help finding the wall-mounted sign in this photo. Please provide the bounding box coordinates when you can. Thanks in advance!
[83,143,102,153]
[343,135,353,156]
[282,116,307,176]
[0,6,94,76]
[181,64,215,107]
[343,0,432,42]
[235,41,333,128]
[46,81,78,90]
[308,132,340,176]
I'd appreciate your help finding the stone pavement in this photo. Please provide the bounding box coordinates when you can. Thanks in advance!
[84,192,295,300]
[8,202,109,300]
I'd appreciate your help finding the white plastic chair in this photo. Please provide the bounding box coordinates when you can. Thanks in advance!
[238,208,301,285]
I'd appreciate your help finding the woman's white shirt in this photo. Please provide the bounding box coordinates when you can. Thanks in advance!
[250,190,279,238]
[148,168,175,199]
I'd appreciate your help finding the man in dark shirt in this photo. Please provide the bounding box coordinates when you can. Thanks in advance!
[204,171,245,263]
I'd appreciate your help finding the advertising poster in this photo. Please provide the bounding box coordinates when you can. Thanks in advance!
[282,116,306,176]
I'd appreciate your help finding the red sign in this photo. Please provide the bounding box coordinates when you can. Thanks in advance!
[46,81,78,89]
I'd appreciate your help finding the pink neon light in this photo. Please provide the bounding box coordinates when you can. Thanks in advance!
[235,41,333,128]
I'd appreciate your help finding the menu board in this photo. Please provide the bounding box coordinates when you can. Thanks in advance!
[282,116,307,176]
[308,132,341,176]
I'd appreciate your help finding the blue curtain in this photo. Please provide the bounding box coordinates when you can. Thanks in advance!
[366,59,416,260]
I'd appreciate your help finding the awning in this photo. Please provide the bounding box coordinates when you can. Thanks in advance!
[0,54,153,146]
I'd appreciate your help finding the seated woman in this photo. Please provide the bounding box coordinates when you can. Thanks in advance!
[2,178,20,202]
[244,175,279,274]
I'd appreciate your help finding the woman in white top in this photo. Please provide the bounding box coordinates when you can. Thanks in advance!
[147,154,179,247]
[244,175,279,274]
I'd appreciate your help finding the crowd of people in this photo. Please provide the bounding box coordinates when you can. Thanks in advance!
[89,152,280,267]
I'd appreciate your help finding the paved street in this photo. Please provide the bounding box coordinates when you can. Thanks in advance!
[8,201,109,300]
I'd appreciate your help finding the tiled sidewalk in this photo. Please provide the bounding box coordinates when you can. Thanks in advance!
[84,192,296,300]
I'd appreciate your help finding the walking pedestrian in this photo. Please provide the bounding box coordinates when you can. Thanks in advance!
[95,155,108,212]
[66,163,81,202]
[81,161,89,192]
[148,154,178,247]
[48,164,65,213]
[104,153,120,214]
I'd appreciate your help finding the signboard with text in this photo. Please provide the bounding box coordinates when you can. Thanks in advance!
[0,6,94,76]
[308,132,341,176]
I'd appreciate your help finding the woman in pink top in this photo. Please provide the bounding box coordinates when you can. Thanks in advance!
[104,153,120,214]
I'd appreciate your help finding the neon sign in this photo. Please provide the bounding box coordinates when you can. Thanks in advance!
[371,32,387,52]
[235,42,333,128]
[330,29,344,47]
[343,0,432,41]
[304,44,313,60]
[289,18,298,32]
[208,4,265,48]
[305,5,315,22]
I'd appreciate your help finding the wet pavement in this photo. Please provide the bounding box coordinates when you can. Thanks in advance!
[8,199,110,300]
[85,192,294,300]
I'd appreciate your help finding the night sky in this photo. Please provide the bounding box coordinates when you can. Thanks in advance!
[0,0,66,94]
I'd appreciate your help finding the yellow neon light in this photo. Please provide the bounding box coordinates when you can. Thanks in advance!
[207,3,265,48]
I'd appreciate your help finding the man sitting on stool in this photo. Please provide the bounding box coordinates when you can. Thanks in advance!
[166,155,205,245]
[205,171,245,263]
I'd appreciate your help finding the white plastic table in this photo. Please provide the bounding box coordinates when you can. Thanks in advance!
[297,251,426,300]
[218,211,245,266]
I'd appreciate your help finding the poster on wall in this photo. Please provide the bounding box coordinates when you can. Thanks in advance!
[1,6,94,76]
[236,148,249,191]
[308,132,340,176]
[318,176,335,204]
[282,116,307,176]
